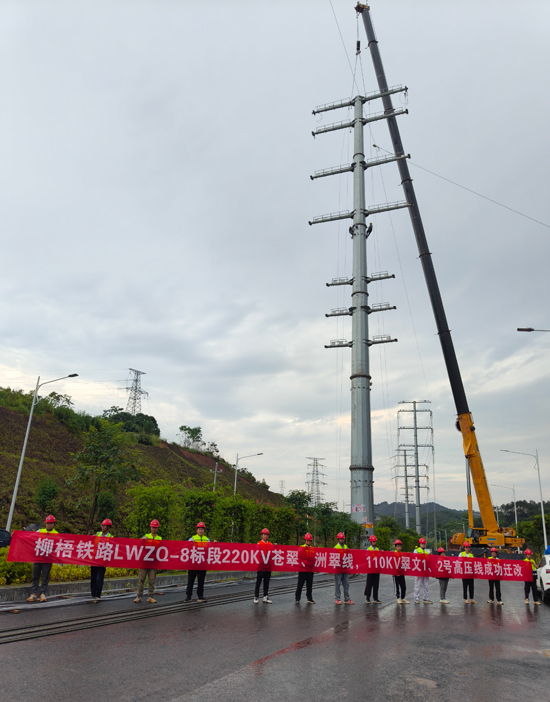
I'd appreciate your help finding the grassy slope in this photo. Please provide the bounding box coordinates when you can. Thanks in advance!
[0,407,283,533]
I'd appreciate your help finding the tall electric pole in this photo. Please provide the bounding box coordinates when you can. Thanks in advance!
[310,88,405,538]
[126,368,148,415]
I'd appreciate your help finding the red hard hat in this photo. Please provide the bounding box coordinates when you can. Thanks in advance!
[337,532,345,539]
[101,519,112,526]
[463,542,470,548]
[525,549,532,555]
[196,522,206,529]
[490,547,497,553]
[369,535,377,542]
[419,537,426,544]
[437,547,445,553]
[150,519,160,527]
[261,528,270,535]
[45,515,56,523]
[304,533,313,540]
[394,539,402,545]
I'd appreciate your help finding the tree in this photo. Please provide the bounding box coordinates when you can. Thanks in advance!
[178,425,204,449]
[285,490,311,543]
[103,408,160,436]
[34,477,59,517]
[69,420,140,533]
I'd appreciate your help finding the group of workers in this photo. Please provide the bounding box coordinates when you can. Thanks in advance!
[24,516,542,607]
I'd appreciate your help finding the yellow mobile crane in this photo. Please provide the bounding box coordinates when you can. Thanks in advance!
[356,4,523,551]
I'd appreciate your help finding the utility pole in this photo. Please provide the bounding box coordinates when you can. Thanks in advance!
[393,449,412,529]
[310,85,403,540]
[210,462,222,491]
[126,368,148,415]
[306,457,327,507]
[398,401,433,534]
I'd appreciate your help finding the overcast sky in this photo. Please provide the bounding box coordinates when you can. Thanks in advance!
[1,0,549,515]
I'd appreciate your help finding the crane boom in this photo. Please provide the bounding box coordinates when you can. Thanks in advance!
[356,4,521,548]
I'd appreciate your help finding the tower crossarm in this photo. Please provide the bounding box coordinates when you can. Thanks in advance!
[309,210,353,225]
[326,277,354,287]
[362,201,410,216]
[367,335,398,346]
[365,271,395,283]
[364,153,410,169]
[324,339,353,349]
[310,164,354,180]
[325,308,352,318]
[367,303,396,314]
[312,109,407,137]
[312,86,407,114]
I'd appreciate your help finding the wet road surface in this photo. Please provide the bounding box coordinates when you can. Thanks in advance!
[1,575,549,701]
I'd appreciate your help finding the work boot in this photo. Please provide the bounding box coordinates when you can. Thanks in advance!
[534,601,541,605]
[263,596,272,604]
[414,599,420,604]
[497,601,504,605]
[147,597,156,603]
[401,599,410,604]
[470,599,477,604]
[440,599,450,604]
[365,598,371,604]
[335,599,342,605]
[396,598,402,604]
[307,599,315,604]
[134,597,142,603]
[184,597,192,602]
[197,598,207,603]
[487,600,494,604]
[464,599,470,604]
[344,599,355,605]
[373,599,382,604]
[423,599,433,604]
[525,598,530,604]
[39,594,47,602]
[26,594,38,602]
[254,597,259,603]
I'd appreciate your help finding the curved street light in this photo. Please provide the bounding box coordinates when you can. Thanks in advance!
[6,373,79,531]
[233,452,263,495]
[501,449,547,551]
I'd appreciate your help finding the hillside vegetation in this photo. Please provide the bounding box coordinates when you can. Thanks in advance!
[0,399,283,536]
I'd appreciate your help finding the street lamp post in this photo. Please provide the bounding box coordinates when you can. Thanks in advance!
[517,328,550,332]
[233,452,263,495]
[5,374,78,532]
[491,483,517,534]
[501,449,548,551]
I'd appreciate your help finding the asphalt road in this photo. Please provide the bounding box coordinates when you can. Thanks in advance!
[1,575,549,702]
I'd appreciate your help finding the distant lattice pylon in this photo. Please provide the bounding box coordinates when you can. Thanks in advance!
[126,368,148,415]
[306,457,327,507]
[279,480,286,496]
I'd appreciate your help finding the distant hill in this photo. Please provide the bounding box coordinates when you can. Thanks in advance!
[375,501,482,532]
[0,406,283,534]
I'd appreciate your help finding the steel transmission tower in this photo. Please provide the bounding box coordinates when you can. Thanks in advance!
[309,82,403,537]
[126,368,148,415]
[397,401,434,534]
[306,457,327,507]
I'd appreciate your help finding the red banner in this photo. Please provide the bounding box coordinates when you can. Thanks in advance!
[7,531,531,581]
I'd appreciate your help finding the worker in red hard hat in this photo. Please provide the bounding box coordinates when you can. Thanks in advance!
[365,534,382,604]
[254,528,273,604]
[487,547,503,605]
[27,515,58,603]
[91,518,113,601]
[393,539,408,604]
[295,533,316,604]
[413,537,432,604]
[523,548,540,605]
[134,519,162,605]
[185,521,210,603]
[334,532,354,605]
[436,546,450,604]
[459,541,477,604]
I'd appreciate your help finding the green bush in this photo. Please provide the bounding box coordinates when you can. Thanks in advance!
[0,547,32,585]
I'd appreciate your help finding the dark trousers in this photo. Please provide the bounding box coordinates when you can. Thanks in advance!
[295,571,314,601]
[90,566,106,598]
[186,570,206,599]
[365,573,380,600]
[255,571,271,598]
[462,578,474,599]
[31,563,53,596]
[393,575,406,599]
[524,575,538,600]
[488,579,501,601]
